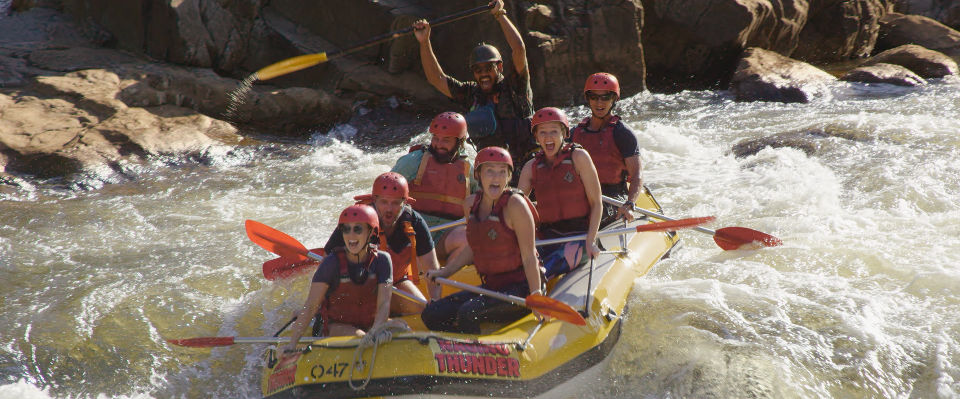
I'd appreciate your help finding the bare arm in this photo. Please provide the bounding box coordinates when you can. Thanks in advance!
[413,20,453,98]
[504,194,540,294]
[426,195,475,282]
[416,249,443,300]
[517,159,536,196]
[373,283,393,326]
[490,0,527,75]
[624,154,643,203]
[282,282,329,353]
[573,149,603,258]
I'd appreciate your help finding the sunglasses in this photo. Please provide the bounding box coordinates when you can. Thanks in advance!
[471,63,497,74]
[340,224,367,235]
[586,92,615,102]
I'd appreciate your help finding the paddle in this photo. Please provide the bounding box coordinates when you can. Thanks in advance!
[247,220,584,324]
[601,196,782,250]
[534,217,716,247]
[432,277,586,326]
[168,336,324,348]
[254,4,493,81]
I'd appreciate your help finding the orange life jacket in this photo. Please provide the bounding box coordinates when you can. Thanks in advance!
[466,189,538,289]
[531,143,590,224]
[408,148,470,220]
[320,248,379,330]
[571,116,628,185]
[379,220,419,284]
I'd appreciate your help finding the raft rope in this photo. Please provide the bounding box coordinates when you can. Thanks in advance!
[348,322,409,390]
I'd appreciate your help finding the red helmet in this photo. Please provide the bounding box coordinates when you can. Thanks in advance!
[584,72,620,98]
[474,146,513,176]
[372,172,411,200]
[531,107,569,135]
[429,112,468,139]
[338,204,380,233]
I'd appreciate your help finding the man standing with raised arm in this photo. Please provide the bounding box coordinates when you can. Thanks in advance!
[412,0,535,167]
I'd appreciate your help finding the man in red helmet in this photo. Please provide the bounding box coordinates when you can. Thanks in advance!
[571,73,643,226]
[390,112,474,266]
[411,0,535,165]
[325,173,442,315]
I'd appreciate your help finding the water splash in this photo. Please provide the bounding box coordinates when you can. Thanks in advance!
[223,74,257,124]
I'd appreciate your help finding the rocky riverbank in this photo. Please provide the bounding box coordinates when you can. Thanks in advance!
[1,0,958,187]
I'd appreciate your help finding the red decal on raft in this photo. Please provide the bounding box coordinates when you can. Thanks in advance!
[433,353,520,378]
[267,353,300,393]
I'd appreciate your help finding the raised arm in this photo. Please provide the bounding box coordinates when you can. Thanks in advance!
[490,0,527,75]
[413,20,453,98]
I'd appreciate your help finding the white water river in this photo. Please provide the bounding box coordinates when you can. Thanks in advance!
[1,80,959,398]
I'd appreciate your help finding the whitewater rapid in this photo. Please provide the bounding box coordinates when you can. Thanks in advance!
[1,80,959,398]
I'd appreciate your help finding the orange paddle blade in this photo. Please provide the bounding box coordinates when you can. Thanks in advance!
[245,220,309,261]
[635,216,715,233]
[167,337,235,348]
[262,248,325,280]
[525,294,586,326]
[713,227,783,250]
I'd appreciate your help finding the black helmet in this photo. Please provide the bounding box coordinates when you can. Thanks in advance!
[469,44,502,66]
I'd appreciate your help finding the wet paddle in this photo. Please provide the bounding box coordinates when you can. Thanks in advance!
[259,219,465,280]
[432,277,586,326]
[601,196,782,250]
[168,336,323,348]
[534,217,716,247]
[247,220,580,323]
[255,5,493,80]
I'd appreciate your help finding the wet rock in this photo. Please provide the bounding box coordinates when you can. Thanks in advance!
[524,4,554,33]
[526,0,647,103]
[840,63,926,86]
[731,125,874,158]
[641,0,809,91]
[730,48,836,103]
[27,47,138,72]
[861,44,959,78]
[892,0,960,30]
[876,12,960,57]
[793,0,887,63]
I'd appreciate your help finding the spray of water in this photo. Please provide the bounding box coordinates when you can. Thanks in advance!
[223,74,258,124]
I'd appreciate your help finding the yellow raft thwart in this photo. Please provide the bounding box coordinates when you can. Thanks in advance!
[262,191,679,398]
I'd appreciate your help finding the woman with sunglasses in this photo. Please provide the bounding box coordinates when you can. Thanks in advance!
[571,73,643,226]
[517,107,603,280]
[280,205,405,354]
[422,147,542,334]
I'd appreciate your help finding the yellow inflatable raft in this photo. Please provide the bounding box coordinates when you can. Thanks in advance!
[261,191,679,398]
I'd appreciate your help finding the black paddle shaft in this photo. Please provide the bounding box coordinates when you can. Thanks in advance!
[325,4,494,60]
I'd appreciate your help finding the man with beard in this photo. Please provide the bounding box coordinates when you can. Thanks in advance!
[570,73,642,227]
[325,173,442,315]
[391,112,474,266]
[412,0,535,167]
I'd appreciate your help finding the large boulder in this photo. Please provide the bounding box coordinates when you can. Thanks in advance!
[861,44,959,78]
[840,63,926,86]
[641,0,809,91]
[892,0,960,30]
[524,0,647,104]
[792,0,889,63]
[876,12,960,57]
[730,47,836,102]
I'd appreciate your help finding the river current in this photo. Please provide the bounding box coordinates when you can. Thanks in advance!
[1,79,959,398]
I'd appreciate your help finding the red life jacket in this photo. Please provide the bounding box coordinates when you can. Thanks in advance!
[466,189,538,290]
[321,248,379,330]
[408,148,470,220]
[571,116,628,185]
[379,220,419,284]
[531,143,590,224]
